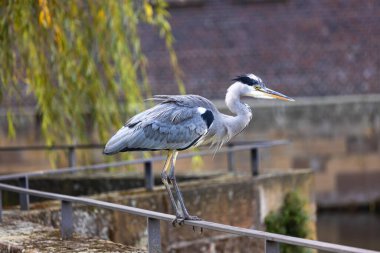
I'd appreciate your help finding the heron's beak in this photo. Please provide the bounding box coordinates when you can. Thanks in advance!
[258,87,295,101]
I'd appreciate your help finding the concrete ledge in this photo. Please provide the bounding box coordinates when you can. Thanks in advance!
[0,217,146,253]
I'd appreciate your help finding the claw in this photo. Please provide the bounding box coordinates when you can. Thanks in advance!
[192,226,203,234]
[172,215,202,229]
[185,215,203,233]
[172,216,185,227]
[178,218,185,226]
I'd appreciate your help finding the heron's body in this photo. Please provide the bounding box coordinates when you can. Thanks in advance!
[104,74,293,223]
[104,92,252,155]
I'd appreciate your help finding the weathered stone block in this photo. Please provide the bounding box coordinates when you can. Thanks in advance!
[346,135,378,153]
[336,171,380,205]
[0,216,146,253]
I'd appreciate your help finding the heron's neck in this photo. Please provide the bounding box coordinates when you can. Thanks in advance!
[224,84,252,138]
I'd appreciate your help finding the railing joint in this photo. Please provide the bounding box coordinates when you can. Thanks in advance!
[147,217,161,253]
[144,161,154,191]
[265,240,280,253]
[0,190,2,222]
[68,147,76,168]
[19,176,29,210]
[250,148,259,176]
[227,143,235,173]
[61,200,74,240]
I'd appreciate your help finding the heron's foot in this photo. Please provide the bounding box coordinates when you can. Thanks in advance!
[171,216,185,227]
[172,214,202,227]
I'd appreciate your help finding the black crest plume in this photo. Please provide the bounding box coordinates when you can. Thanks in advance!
[232,75,259,86]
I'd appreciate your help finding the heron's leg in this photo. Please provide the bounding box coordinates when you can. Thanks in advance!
[161,151,183,219]
[168,152,201,221]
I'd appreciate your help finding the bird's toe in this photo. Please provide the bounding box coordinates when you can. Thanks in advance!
[172,215,202,228]
[192,225,203,234]
[171,216,185,227]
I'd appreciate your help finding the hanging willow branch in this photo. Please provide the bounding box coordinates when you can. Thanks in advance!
[0,0,184,145]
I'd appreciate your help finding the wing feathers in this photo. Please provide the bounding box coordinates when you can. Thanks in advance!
[104,102,212,154]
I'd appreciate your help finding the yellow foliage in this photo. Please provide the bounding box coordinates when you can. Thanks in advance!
[38,0,52,28]
[0,0,184,147]
[97,9,106,22]
[54,25,64,52]
[144,2,154,23]
[7,111,16,139]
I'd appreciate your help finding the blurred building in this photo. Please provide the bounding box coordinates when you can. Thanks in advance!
[142,0,379,98]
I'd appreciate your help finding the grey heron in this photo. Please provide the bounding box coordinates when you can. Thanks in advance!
[103,73,294,223]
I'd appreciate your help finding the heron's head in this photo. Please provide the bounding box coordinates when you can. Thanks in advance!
[232,74,294,101]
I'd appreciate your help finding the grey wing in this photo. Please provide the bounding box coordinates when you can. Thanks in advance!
[103,102,213,154]
[152,94,218,113]
[153,95,228,149]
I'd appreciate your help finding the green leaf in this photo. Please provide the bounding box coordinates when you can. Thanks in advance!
[7,111,16,139]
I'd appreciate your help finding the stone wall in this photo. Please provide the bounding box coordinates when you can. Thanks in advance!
[4,170,314,253]
[140,0,380,98]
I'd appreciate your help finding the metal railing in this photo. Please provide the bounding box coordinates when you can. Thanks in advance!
[0,183,378,253]
[0,141,264,170]
[0,144,104,168]
[0,140,287,211]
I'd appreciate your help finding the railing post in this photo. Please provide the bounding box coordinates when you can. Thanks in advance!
[144,161,154,191]
[250,148,259,176]
[68,147,76,168]
[0,190,2,222]
[265,240,280,253]
[61,200,73,240]
[227,143,235,173]
[19,176,29,210]
[147,217,161,253]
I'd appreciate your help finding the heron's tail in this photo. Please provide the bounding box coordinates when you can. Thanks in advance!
[103,126,130,155]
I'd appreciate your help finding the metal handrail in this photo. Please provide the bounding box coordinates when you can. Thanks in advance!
[0,144,103,168]
[0,140,286,169]
[0,144,105,151]
[0,183,378,253]
[0,140,287,181]
[0,140,282,151]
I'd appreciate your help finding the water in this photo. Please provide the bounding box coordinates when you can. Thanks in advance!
[317,211,380,252]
